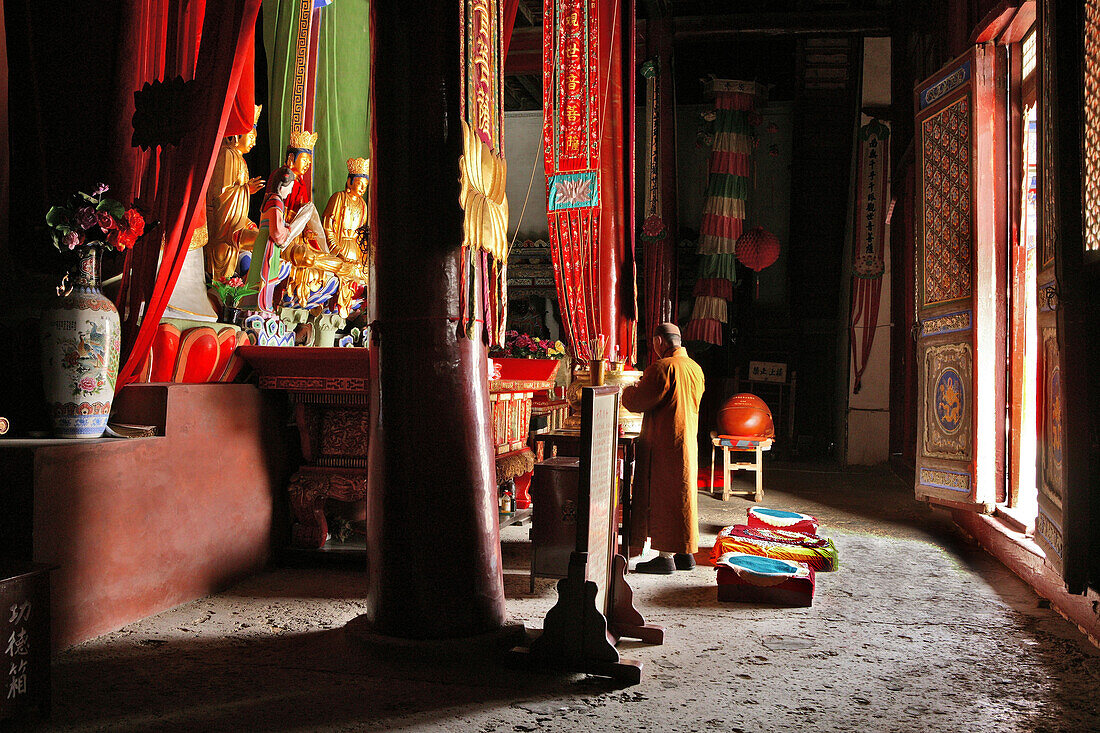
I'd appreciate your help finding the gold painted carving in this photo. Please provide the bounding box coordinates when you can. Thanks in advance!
[918,467,970,492]
[1035,508,1063,559]
[921,342,973,460]
[921,311,971,336]
[459,119,509,262]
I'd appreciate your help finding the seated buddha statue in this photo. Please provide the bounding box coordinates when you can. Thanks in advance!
[320,157,371,318]
[206,104,264,281]
[276,129,344,310]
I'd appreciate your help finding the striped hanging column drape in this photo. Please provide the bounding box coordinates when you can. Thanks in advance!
[683,79,761,346]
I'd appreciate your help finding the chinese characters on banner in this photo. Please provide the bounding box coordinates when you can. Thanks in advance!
[457,0,510,344]
[850,119,890,394]
[544,0,601,361]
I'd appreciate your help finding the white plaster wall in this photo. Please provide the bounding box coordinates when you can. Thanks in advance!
[504,111,549,238]
[847,229,893,465]
[846,37,894,466]
[862,37,892,108]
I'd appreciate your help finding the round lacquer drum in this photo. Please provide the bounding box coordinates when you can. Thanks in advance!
[716,393,775,440]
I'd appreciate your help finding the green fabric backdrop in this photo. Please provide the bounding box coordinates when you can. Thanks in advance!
[263,0,372,204]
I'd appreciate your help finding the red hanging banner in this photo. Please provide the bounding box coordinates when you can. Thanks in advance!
[545,0,599,361]
[543,0,634,363]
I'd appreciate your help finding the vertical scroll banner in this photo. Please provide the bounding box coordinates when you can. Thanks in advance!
[290,0,314,132]
[458,0,510,346]
[849,119,890,394]
[545,0,600,361]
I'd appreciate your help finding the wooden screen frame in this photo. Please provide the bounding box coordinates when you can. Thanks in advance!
[1036,0,1100,592]
[577,385,621,616]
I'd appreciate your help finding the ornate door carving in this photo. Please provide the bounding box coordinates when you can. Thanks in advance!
[913,47,1006,509]
[1036,0,1100,591]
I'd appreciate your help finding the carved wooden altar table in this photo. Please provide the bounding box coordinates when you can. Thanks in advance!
[238,346,370,548]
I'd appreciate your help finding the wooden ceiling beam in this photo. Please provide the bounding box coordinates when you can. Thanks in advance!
[674,11,890,40]
[515,0,537,26]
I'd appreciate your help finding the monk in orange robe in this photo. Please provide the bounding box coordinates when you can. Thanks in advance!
[621,323,706,574]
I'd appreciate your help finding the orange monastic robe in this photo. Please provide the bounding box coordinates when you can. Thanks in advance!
[621,347,705,554]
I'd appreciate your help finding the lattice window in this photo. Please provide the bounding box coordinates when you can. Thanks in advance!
[921,96,973,307]
[1040,0,1059,266]
[1085,0,1100,251]
[1023,30,1037,81]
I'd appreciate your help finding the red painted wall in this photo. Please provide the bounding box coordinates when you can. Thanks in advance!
[23,384,291,649]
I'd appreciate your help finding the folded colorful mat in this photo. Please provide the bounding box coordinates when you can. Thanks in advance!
[715,552,815,607]
[747,506,820,536]
[711,524,838,572]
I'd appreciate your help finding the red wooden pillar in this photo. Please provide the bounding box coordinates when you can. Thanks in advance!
[642,2,678,364]
[365,0,506,638]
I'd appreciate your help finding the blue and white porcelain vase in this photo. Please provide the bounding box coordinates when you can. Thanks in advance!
[40,247,121,438]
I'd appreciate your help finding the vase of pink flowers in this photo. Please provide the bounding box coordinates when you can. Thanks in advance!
[40,183,143,438]
[209,275,258,327]
[489,331,567,382]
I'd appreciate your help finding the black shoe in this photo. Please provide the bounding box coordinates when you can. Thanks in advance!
[635,556,675,574]
[674,553,696,571]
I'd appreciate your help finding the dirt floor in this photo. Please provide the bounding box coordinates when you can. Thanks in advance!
[28,464,1100,732]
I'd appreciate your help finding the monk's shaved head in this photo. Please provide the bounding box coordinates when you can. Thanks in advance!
[654,323,682,349]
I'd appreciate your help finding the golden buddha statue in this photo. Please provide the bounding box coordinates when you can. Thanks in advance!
[206,105,265,280]
[320,157,371,317]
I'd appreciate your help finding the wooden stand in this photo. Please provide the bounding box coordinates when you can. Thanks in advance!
[513,387,661,684]
[709,432,773,502]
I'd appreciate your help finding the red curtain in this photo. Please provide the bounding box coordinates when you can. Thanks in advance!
[503,0,519,58]
[116,0,262,387]
[225,40,257,137]
[600,0,635,365]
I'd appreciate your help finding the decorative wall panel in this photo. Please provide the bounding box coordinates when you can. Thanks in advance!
[921,342,973,460]
[1041,330,1065,503]
[920,96,973,309]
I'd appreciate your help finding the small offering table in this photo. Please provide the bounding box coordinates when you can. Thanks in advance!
[531,429,639,562]
[238,346,371,548]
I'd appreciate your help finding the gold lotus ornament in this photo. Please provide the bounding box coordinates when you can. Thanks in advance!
[458,120,509,262]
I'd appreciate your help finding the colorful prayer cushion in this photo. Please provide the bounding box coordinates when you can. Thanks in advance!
[711,524,838,572]
[747,506,820,536]
[715,552,815,607]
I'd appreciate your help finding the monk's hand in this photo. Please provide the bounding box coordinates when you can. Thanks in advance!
[248,176,266,194]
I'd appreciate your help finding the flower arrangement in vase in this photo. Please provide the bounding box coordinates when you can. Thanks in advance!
[209,275,258,325]
[489,331,567,382]
[41,184,144,438]
[491,330,567,360]
[46,183,145,254]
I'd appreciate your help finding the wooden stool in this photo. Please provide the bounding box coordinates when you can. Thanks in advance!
[709,432,773,502]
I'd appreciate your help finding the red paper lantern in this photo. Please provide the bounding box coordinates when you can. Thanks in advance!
[717,393,775,440]
[736,226,780,272]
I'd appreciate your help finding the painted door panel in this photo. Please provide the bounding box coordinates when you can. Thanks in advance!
[913,46,1007,509]
[1036,0,1100,591]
